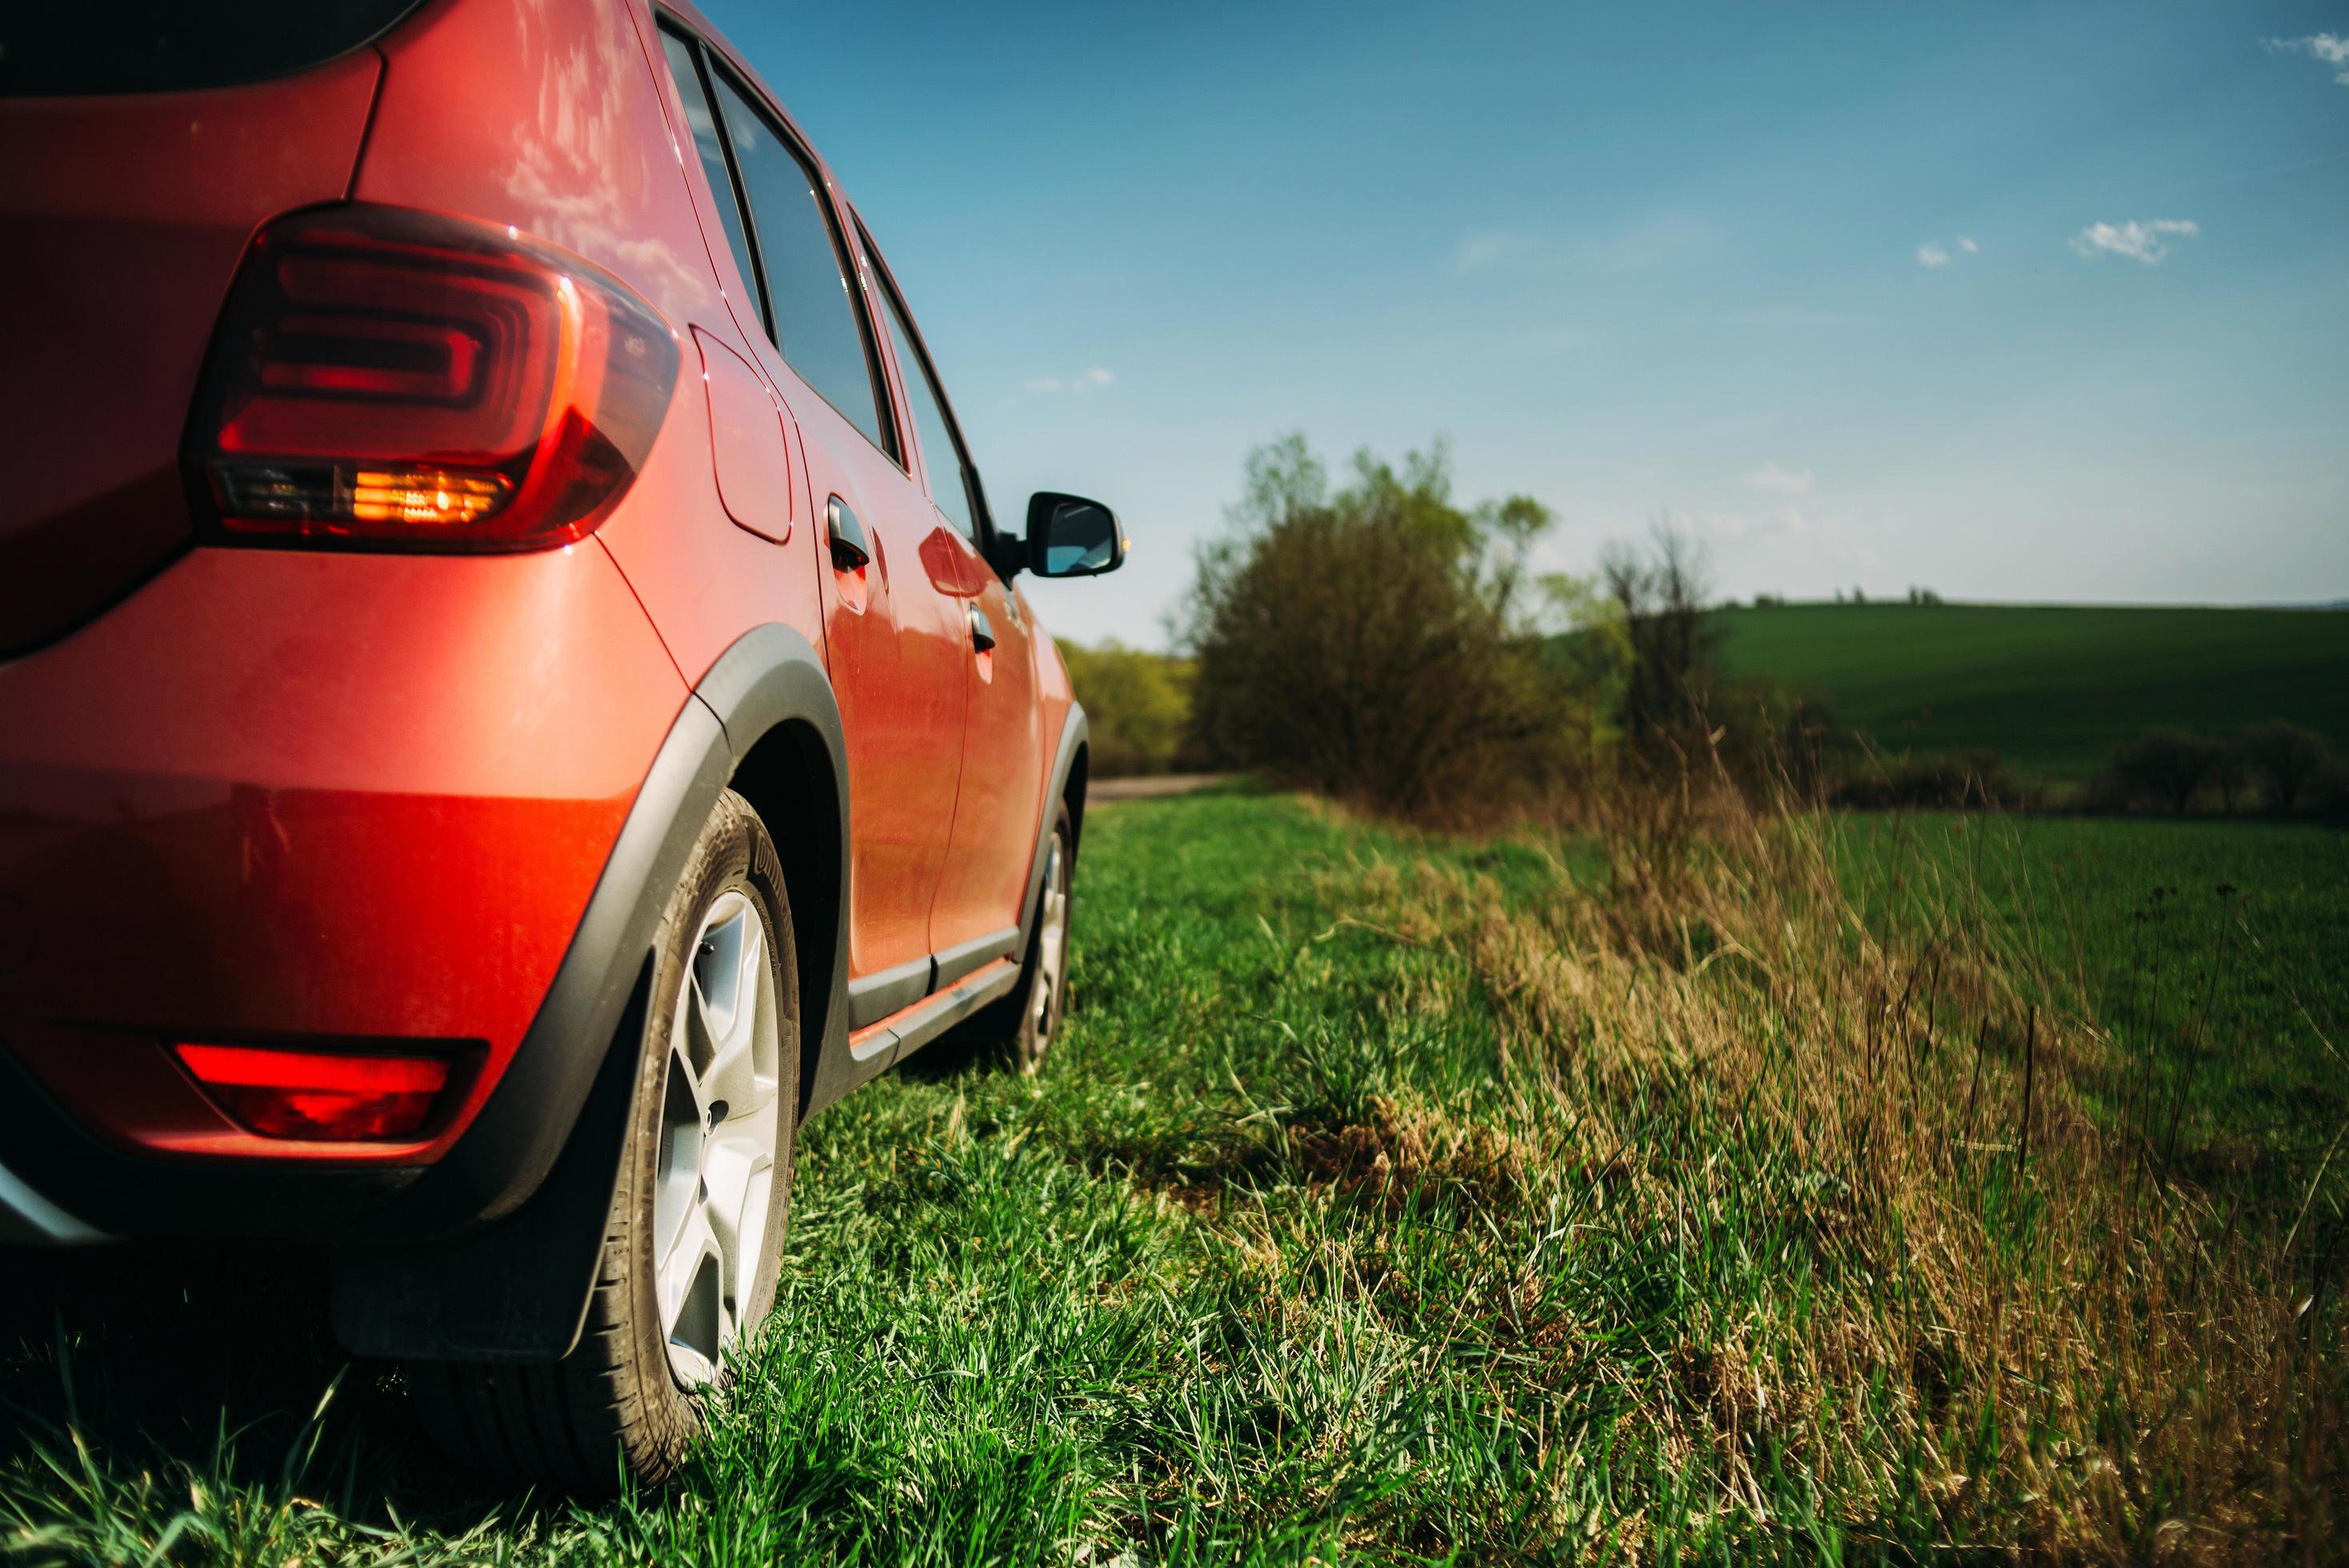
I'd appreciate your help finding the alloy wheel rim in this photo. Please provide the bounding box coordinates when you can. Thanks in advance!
[651,888,781,1388]
[1028,837,1069,1059]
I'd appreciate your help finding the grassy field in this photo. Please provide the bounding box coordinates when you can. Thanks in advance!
[5,792,2343,1563]
[1711,602,2349,778]
[1838,814,2348,1214]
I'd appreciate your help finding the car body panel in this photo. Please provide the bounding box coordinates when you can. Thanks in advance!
[0,50,381,656]
[350,0,721,331]
[0,541,686,1166]
[695,328,796,544]
[922,510,1048,956]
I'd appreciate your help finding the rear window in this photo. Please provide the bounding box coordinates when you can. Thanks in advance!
[0,1,422,96]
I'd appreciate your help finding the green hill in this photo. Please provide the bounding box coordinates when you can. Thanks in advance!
[1711,602,2349,779]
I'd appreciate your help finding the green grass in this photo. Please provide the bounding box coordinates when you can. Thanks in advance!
[1711,602,2349,778]
[1838,813,2349,1214]
[6,793,2341,1563]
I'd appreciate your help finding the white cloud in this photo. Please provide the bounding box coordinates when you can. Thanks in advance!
[1455,214,1717,277]
[1454,229,1544,274]
[2069,218,2200,265]
[1959,237,1979,254]
[1744,462,1814,496]
[1586,211,1716,273]
[1689,506,1808,545]
[1916,242,1953,268]
[2264,33,2349,84]
[1023,367,1115,396]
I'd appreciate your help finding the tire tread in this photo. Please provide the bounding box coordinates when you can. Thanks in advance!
[409,790,794,1494]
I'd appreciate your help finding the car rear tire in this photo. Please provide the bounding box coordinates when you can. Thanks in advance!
[409,788,798,1493]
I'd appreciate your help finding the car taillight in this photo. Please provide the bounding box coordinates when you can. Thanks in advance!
[185,203,680,550]
[173,1041,455,1140]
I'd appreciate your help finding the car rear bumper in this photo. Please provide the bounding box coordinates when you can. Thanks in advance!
[0,540,686,1243]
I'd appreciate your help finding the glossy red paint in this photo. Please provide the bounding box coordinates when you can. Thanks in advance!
[797,400,971,986]
[631,29,976,989]
[0,543,684,1165]
[934,551,1050,947]
[695,329,794,544]
[0,50,379,654]
[0,0,1111,1213]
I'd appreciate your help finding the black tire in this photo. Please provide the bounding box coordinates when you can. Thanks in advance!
[977,801,1074,1074]
[410,788,798,1494]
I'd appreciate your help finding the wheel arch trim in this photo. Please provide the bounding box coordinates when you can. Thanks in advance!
[334,622,850,1362]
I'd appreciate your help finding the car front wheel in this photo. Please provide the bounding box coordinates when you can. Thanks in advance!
[998,802,1073,1074]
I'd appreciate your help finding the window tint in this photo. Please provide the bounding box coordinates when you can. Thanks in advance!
[871,271,975,540]
[657,30,762,330]
[708,73,892,456]
[0,1,422,96]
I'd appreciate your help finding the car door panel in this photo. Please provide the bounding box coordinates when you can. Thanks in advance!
[658,30,969,1008]
[788,385,968,1007]
[853,227,1051,963]
[928,527,1046,955]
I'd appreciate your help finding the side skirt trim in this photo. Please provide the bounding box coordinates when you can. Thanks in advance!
[846,954,932,1030]
[848,958,1020,1065]
[931,925,1018,990]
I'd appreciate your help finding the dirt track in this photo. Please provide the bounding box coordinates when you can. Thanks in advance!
[1087,773,1232,803]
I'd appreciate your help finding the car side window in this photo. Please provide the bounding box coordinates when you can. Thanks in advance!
[655,27,763,334]
[866,247,976,542]
[706,70,894,458]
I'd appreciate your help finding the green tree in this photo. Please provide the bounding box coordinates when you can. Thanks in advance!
[1056,640,1194,777]
[1183,435,1590,820]
[2238,720,2335,814]
[1600,524,1719,761]
[2103,728,2221,814]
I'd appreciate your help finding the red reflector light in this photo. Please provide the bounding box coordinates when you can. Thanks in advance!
[173,1042,454,1141]
[186,203,680,551]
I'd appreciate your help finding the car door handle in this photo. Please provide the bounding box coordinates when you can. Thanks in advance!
[967,606,995,654]
[826,496,870,570]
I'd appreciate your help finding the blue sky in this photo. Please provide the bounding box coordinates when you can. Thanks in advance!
[698,0,2349,649]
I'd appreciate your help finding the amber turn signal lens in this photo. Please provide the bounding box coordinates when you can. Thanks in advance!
[350,468,509,526]
[173,1041,454,1141]
[186,202,679,552]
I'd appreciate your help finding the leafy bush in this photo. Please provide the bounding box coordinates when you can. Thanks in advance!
[1183,436,1590,821]
[2097,727,2221,814]
[1711,674,1845,798]
[1830,748,2034,811]
[1056,640,1195,777]
[1600,526,1719,764]
[1596,532,1850,802]
[2210,734,2253,812]
[2237,718,2335,814]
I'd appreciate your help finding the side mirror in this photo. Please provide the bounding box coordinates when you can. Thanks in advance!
[1025,492,1125,578]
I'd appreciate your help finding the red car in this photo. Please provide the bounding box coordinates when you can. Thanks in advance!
[0,0,1122,1489]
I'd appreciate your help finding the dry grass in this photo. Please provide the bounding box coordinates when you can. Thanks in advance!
[1311,797,2345,1561]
